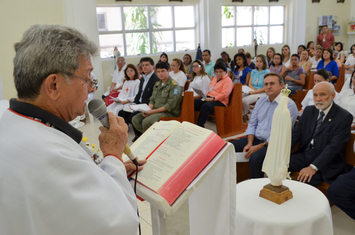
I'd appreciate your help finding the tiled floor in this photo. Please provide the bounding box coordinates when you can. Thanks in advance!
[79,118,355,235]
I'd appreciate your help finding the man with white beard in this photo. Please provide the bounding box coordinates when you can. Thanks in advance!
[289,82,353,187]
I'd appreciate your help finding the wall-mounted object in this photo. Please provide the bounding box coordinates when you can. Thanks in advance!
[269,0,279,2]
[232,0,244,2]
[312,0,320,3]
[337,0,345,3]
[170,0,183,2]
[115,0,132,1]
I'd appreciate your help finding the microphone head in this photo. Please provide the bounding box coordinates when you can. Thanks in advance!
[88,99,107,118]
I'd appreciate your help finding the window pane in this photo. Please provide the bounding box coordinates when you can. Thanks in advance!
[270,6,284,25]
[236,6,252,26]
[152,31,174,53]
[175,30,195,51]
[125,33,149,56]
[99,34,124,58]
[96,7,122,31]
[174,6,195,28]
[151,6,172,29]
[254,7,268,25]
[124,7,148,30]
[254,26,268,45]
[270,26,284,44]
[222,28,235,48]
[222,6,235,26]
[236,27,252,47]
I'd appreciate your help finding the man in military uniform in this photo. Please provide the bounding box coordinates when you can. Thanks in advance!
[132,62,182,134]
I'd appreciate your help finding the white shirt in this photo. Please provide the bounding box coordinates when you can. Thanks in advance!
[169,70,187,88]
[112,64,127,89]
[311,57,322,69]
[345,54,355,69]
[283,58,291,68]
[107,79,140,114]
[339,87,355,123]
[301,89,341,110]
[0,109,139,235]
[187,74,211,97]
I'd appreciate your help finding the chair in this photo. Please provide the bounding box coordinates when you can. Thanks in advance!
[334,66,345,93]
[295,90,307,110]
[184,80,190,91]
[160,91,194,123]
[305,71,315,91]
[213,83,243,138]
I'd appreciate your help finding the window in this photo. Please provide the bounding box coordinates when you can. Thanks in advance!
[97,5,196,58]
[221,6,284,48]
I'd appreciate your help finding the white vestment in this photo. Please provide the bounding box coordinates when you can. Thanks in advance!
[0,109,139,235]
[107,79,140,115]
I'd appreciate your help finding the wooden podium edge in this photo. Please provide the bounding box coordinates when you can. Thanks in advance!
[259,183,293,205]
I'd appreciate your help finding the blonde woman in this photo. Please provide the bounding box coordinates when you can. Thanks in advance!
[281,45,291,68]
[187,60,211,99]
[169,58,187,89]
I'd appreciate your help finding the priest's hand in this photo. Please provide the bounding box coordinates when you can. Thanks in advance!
[244,144,264,159]
[124,158,147,172]
[99,112,128,160]
[297,166,316,183]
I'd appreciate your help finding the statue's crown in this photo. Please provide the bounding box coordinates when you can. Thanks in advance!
[281,84,291,97]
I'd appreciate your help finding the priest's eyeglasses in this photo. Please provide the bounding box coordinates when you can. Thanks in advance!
[60,71,98,89]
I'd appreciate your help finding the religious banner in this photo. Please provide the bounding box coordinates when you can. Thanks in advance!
[347,19,355,35]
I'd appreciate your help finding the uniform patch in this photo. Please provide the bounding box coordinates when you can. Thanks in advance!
[171,80,177,85]
[174,88,178,94]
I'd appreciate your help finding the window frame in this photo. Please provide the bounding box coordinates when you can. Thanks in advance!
[97,4,197,58]
[221,5,285,48]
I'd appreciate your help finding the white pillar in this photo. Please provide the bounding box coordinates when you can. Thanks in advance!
[199,0,222,62]
[62,0,104,99]
[288,0,307,53]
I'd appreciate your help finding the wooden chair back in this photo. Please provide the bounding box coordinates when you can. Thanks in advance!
[184,80,190,91]
[160,91,194,123]
[345,133,355,166]
[295,90,307,111]
[334,66,345,93]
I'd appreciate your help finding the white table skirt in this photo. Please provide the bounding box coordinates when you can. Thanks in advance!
[236,178,333,235]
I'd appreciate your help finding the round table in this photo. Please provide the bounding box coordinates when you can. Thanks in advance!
[236,178,333,235]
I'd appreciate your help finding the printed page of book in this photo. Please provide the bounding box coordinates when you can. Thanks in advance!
[133,122,218,192]
[242,85,254,93]
[122,120,181,162]
[192,87,207,99]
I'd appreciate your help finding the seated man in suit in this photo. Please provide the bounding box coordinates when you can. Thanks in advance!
[290,81,353,187]
[327,141,355,220]
[231,73,298,178]
[132,62,182,135]
[118,57,159,142]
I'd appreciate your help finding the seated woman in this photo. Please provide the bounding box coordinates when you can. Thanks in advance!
[284,54,306,95]
[333,50,343,68]
[300,69,341,112]
[187,60,211,99]
[211,58,233,79]
[333,42,346,64]
[242,54,270,117]
[183,54,192,79]
[297,45,306,56]
[221,51,235,71]
[316,48,339,83]
[169,58,187,89]
[245,52,256,69]
[299,50,312,75]
[344,44,355,73]
[266,47,275,67]
[107,64,141,115]
[339,70,355,130]
[281,45,291,68]
[269,53,286,78]
[232,53,252,85]
[307,41,316,55]
[194,62,233,127]
[311,47,323,69]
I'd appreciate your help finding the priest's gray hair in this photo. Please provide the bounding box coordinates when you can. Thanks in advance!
[314,81,335,94]
[13,24,98,100]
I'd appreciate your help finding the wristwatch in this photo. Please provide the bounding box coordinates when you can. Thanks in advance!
[262,141,267,147]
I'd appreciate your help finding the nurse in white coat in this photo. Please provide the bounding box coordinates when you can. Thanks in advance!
[0,24,142,235]
[107,64,141,115]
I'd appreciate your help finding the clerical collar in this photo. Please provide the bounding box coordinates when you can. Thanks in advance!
[9,98,82,144]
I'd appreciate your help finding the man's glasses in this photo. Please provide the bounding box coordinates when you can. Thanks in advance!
[60,71,98,89]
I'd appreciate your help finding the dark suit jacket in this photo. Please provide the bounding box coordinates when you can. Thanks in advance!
[291,103,353,183]
[134,73,159,104]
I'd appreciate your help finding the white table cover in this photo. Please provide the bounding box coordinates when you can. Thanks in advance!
[236,178,333,235]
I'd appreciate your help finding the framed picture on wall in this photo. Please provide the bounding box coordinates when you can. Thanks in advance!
[333,25,340,35]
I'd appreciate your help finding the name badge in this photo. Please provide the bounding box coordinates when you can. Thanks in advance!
[239,71,243,76]
[209,86,214,92]
[323,38,326,42]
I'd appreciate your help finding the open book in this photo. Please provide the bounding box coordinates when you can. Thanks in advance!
[125,121,226,206]
[123,103,151,113]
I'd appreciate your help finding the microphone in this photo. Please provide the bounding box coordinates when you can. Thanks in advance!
[88,99,138,166]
